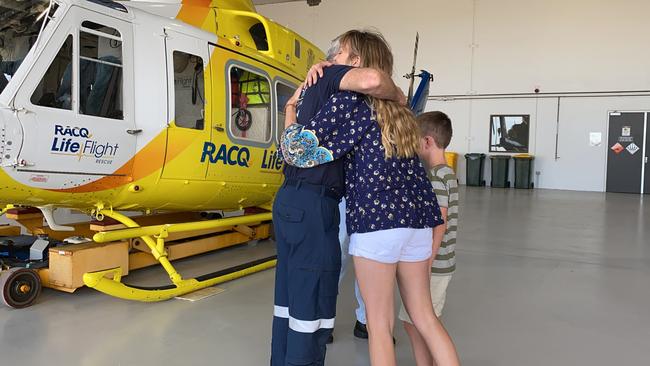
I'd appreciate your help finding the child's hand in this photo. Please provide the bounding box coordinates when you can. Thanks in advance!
[305,61,333,87]
[427,254,434,270]
[287,82,305,107]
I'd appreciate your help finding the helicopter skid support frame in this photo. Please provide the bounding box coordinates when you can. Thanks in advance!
[82,209,275,302]
[83,257,276,302]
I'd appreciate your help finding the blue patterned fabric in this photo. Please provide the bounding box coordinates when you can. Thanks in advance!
[280,91,444,234]
[281,124,334,168]
[282,65,352,193]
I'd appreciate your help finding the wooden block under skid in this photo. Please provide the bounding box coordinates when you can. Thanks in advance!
[89,217,127,232]
[47,241,129,291]
[0,225,21,236]
[4,207,42,220]
[129,223,271,270]
[130,225,237,250]
[233,224,255,238]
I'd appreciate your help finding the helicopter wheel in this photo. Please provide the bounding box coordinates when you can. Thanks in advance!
[0,268,42,309]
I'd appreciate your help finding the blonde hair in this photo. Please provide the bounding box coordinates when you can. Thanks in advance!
[337,30,420,159]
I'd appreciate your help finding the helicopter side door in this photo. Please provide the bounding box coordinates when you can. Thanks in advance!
[12,7,136,190]
[160,29,211,181]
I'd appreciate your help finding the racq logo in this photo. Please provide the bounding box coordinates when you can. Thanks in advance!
[201,142,250,167]
[50,125,120,164]
[199,142,283,171]
[55,125,91,138]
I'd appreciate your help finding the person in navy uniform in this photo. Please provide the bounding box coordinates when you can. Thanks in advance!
[281,30,461,366]
[270,33,405,365]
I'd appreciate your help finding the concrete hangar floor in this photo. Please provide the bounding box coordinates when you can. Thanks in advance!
[1,186,649,365]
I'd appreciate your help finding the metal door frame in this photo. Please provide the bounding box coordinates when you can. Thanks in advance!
[604,110,649,194]
[642,113,648,194]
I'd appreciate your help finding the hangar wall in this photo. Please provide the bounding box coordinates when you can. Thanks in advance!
[257,0,650,191]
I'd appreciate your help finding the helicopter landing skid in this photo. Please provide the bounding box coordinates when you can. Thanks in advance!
[83,209,275,302]
[83,255,276,302]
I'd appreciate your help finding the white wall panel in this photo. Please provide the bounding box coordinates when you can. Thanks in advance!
[258,0,650,191]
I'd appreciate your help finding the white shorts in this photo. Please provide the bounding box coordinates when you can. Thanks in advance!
[349,227,433,264]
[398,274,452,322]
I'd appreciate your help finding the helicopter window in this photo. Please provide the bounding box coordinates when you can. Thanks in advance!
[173,51,204,130]
[81,21,121,38]
[276,82,296,144]
[294,39,301,59]
[249,23,269,52]
[30,35,73,110]
[79,24,123,119]
[1,1,61,95]
[229,66,271,143]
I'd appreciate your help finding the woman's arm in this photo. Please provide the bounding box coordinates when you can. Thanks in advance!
[281,91,371,168]
[305,62,406,104]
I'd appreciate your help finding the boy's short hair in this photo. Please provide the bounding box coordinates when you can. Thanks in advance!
[417,111,453,149]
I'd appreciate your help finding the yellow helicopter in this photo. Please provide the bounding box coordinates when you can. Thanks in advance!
[0,0,323,307]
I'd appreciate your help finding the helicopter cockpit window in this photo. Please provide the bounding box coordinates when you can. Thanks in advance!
[276,82,296,144]
[229,66,271,143]
[79,22,123,119]
[30,35,73,110]
[1,0,60,95]
[173,51,204,130]
[249,23,268,52]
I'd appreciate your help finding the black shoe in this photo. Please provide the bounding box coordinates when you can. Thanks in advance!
[353,321,396,344]
[353,321,368,339]
[326,334,334,344]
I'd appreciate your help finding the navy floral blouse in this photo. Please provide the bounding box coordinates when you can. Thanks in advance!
[280,91,443,234]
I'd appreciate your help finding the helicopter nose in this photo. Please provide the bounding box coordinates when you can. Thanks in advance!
[0,109,23,167]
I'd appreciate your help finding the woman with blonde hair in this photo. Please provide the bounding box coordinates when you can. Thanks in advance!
[281,30,460,366]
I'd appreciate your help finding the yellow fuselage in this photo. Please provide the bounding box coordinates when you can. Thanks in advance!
[0,0,323,213]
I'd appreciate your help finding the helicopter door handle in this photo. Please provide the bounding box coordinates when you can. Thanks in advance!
[214,126,225,132]
[126,129,142,135]
[1,106,29,114]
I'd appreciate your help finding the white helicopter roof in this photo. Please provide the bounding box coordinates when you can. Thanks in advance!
[57,0,219,41]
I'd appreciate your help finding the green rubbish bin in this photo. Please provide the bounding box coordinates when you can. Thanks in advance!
[490,155,511,188]
[514,154,534,189]
[464,153,486,186]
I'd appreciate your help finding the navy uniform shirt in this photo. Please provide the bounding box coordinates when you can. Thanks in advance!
[281,91,444,233]
[282,65,352,195]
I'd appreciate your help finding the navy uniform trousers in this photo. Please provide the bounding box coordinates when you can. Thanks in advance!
[271,180,342,366]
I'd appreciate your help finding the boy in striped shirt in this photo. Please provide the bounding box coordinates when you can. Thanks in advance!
[399,111,459,366]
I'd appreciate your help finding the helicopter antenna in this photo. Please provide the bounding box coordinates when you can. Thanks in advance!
[404,32,419,104]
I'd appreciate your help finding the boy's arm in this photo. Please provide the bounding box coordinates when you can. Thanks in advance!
[306,62,405,104]
[430,206,448,268]
[429,171,450,266]
[280,91,372,168]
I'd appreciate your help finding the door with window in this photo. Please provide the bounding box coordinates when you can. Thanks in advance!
[13,10,135,188]
[206,59,274,181]
[606,112,648,193]
[161,29,211,180]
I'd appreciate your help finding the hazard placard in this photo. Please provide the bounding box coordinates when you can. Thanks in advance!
[626,143,640,155]
[611,143,624,154]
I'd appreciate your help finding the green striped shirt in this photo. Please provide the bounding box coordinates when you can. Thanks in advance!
[429,164,459,275]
